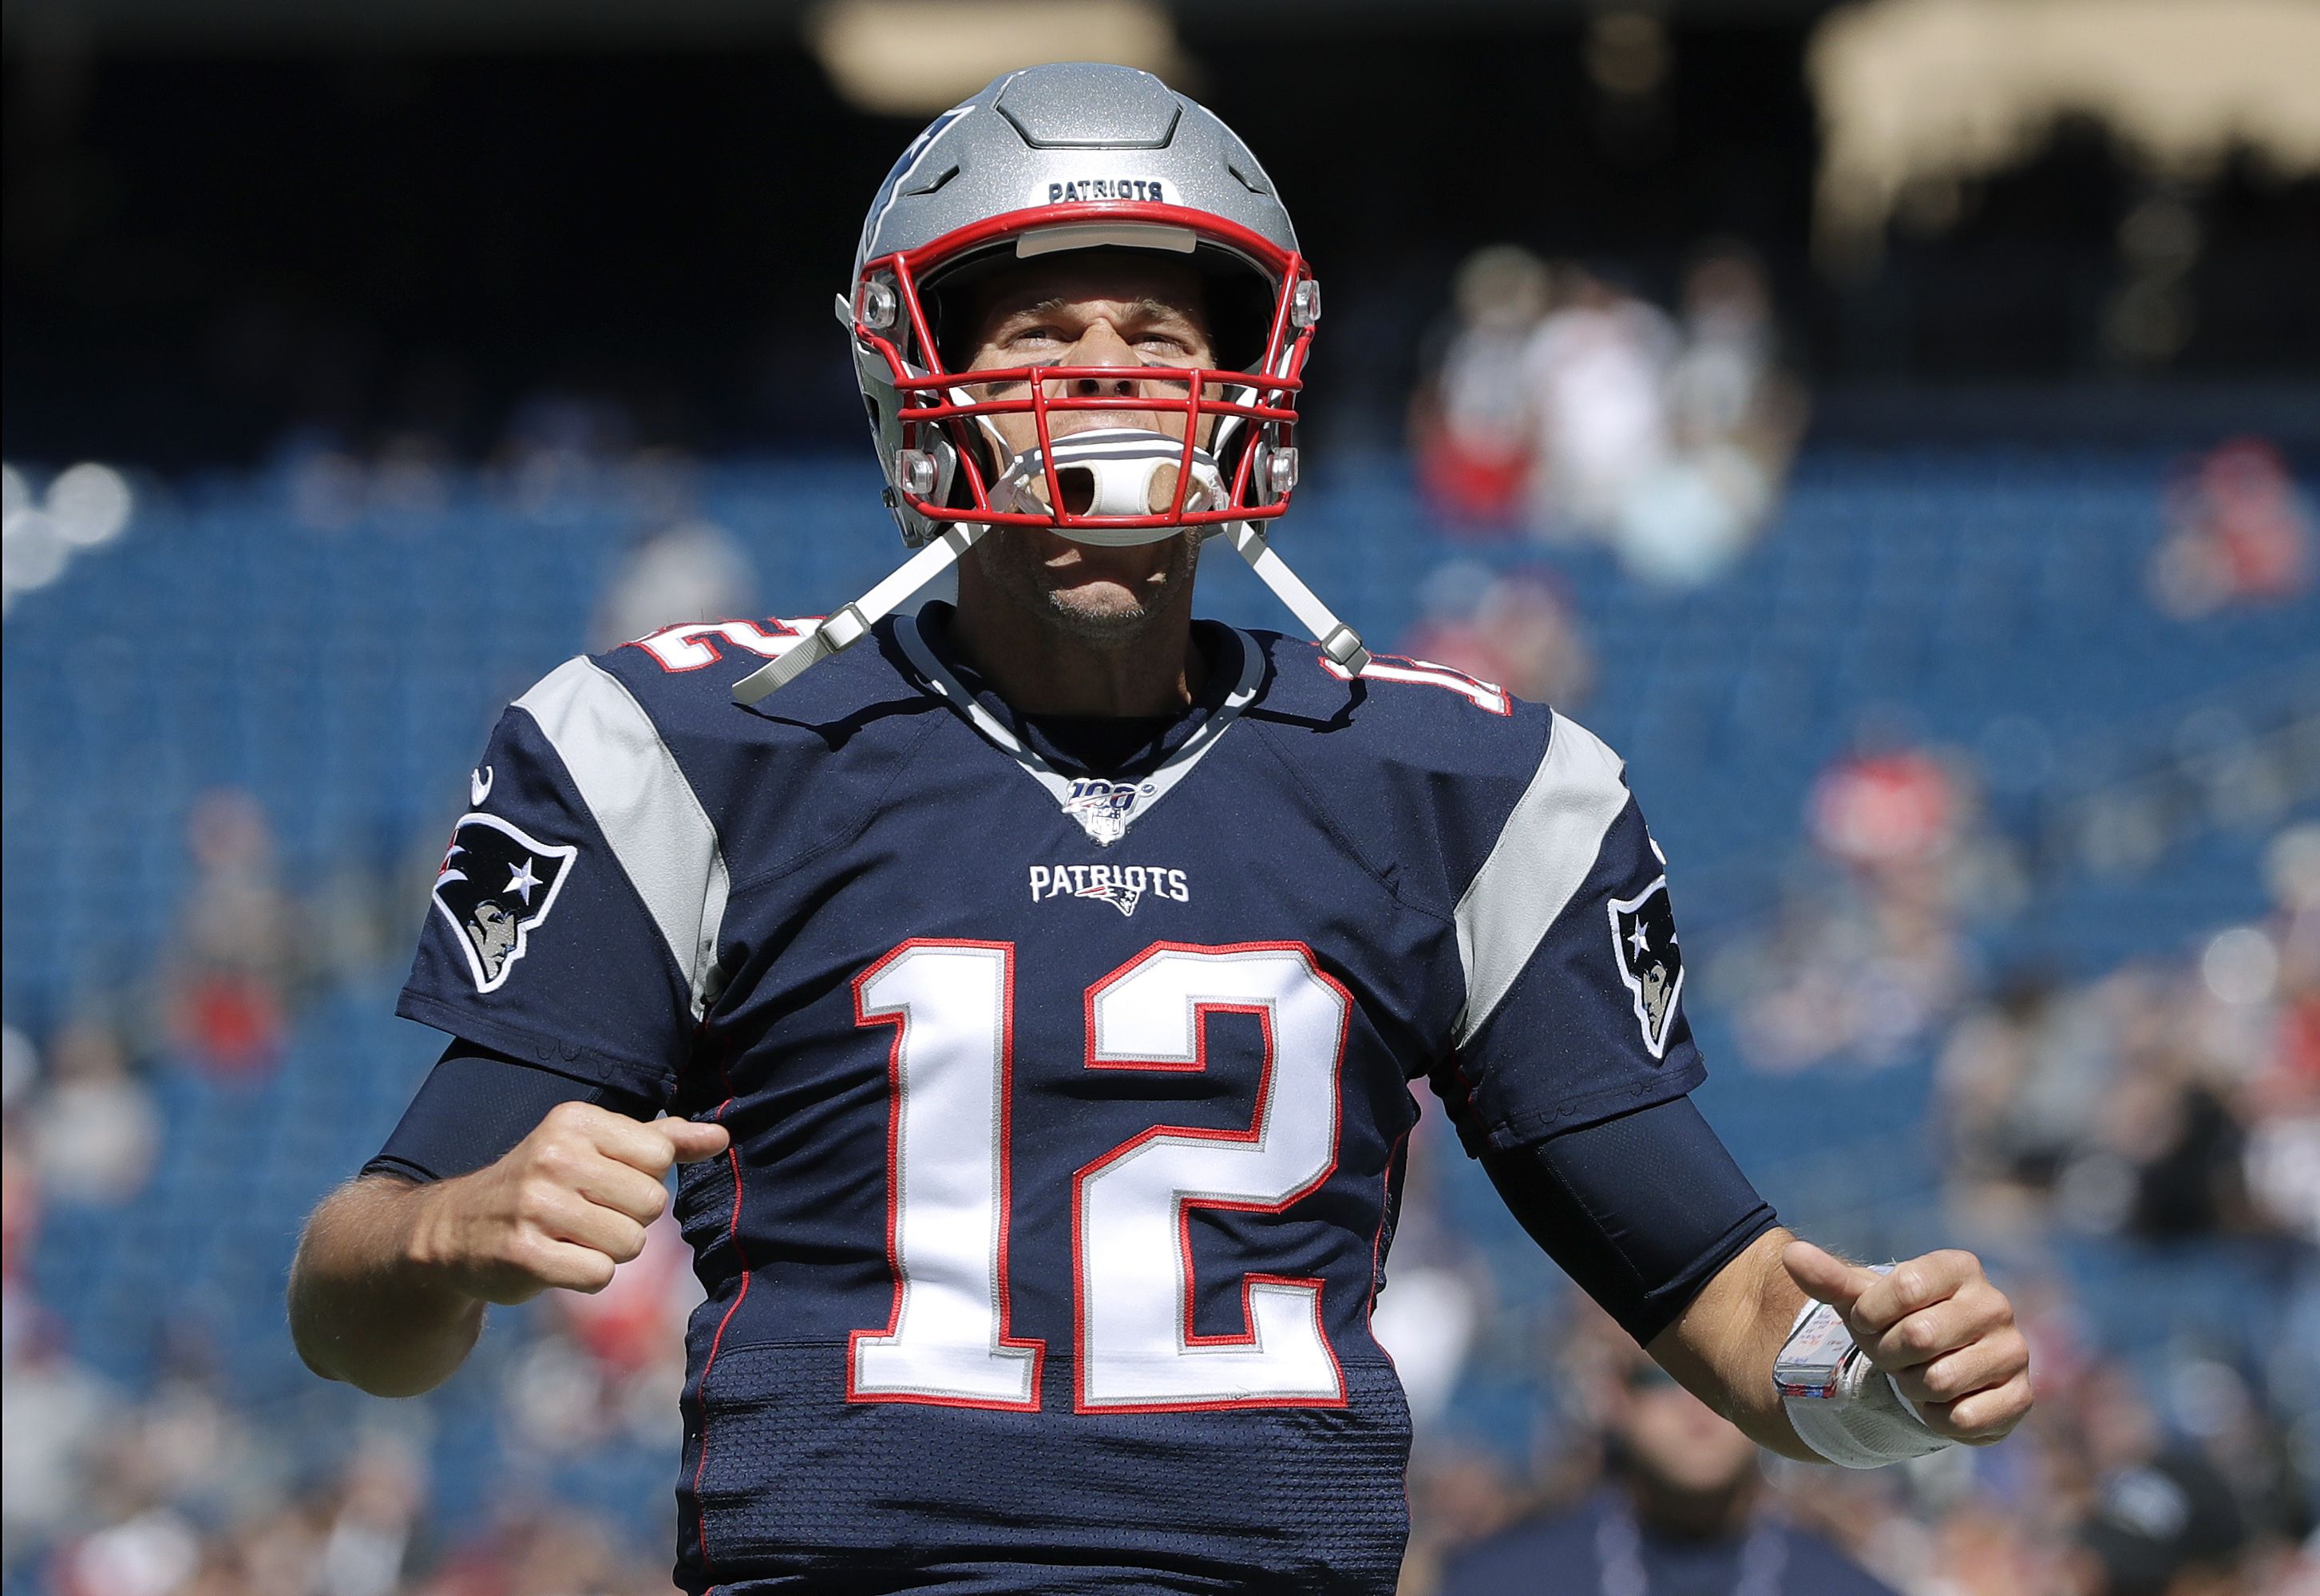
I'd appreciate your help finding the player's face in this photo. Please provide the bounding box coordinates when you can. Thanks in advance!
[1616,1372,1759,1495]
[952,257,1217,644]
[957,255,1220,464]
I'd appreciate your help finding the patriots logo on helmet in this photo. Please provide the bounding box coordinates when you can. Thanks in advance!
[1608,877,1685,1059]
[858,101,970,264]
[432,813,577,992]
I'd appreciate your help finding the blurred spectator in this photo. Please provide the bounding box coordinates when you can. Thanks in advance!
[20,1020,158,1206]
[1807,743,1961,875]
[2108,1047,2252,1239]
[1618,242,1807,588]
[1937,971,2112,1230]
[319,1436,426,1596]
[1522,263,1677,541]
[161,790,307,1078]
[508,1210,696,1454]
[56,1505,202,1596]
[1723,875,1971,1073]
[1,1022,36,1107]
[1418,242,1805,583]
[1439,1345,1896,1596]
[2070,1451,2251,1596]
[415,1505,669,1596]
[2244,826,2320,1246]
[2,1042,42,1291]
[554,1209,695,1381]
[1718,739,2010,1074]
[1937,823,2320,1247]
[592,517,757,651]
[2149,439,2315,620]
[277,431,372,533]
[2,1332,120,1572]
[495,391,639,519]
[1368,1116,1491,1433]
[1400,560,1596,707]
[1412,246,1552,527]
[369,433,454,521]
[1664,244,1800,469]
[109,1337,267,1530]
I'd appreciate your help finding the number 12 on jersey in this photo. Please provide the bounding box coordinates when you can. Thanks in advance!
[848,939,1351,1413]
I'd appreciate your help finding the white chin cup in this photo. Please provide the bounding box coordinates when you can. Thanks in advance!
[984,426,1226,544]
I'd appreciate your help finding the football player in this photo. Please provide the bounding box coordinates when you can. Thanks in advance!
[289,62,2031,1594]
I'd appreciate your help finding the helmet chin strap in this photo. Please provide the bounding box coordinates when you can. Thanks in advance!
[1221,521,1372,677]
[730,522,988,704]
[734,425,1370,703]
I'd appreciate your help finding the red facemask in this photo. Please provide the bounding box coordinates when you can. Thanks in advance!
[851,201,1319,541]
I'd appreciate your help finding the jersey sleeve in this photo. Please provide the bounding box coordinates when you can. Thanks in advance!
[396,655,729,1103]
[1435,711,1706,1154]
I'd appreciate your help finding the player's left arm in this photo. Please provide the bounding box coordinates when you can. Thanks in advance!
[1647,1227,2034,1463]
[1439,708,2029,1463]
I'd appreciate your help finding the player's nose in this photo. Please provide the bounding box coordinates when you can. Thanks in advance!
[1059,320,1142,398]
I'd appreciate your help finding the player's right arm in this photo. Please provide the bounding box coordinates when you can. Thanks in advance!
[291,652,735,1396]
[288,1082,726,1397]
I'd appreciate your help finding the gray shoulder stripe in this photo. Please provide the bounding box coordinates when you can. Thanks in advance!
[515,658,730,1020]
[1452,711,1631,1047]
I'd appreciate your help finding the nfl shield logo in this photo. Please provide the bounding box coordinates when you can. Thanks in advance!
[1061,778,1154,846]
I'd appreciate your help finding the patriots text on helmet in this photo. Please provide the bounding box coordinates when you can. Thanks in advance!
[1045,178,1168,204]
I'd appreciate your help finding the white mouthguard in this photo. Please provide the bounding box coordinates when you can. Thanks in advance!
[985,426,1227,542]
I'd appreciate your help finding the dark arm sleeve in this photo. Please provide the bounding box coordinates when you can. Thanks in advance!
[1482,1093,1779,1345]
[362,1040,662,1185]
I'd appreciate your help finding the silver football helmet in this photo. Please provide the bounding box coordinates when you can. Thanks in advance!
[734,61,1368,703]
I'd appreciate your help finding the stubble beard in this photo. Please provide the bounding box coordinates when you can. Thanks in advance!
[972,526,1204,648]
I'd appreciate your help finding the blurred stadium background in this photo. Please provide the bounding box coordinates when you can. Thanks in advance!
[2,1,2316,1593]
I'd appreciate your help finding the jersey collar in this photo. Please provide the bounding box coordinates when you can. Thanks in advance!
[894,606,1266,847]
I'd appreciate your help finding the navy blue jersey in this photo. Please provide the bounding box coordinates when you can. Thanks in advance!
[399,610,1704,1594]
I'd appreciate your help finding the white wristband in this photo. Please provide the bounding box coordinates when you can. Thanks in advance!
[1776,1296,1955,1470]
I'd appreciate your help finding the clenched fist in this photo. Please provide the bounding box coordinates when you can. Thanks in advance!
[406,1102,731,1305]
[1783,1240,2033,1445]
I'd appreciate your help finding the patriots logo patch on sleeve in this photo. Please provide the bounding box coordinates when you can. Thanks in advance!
[432,814,577,992]
[1608,877,1685,1059]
